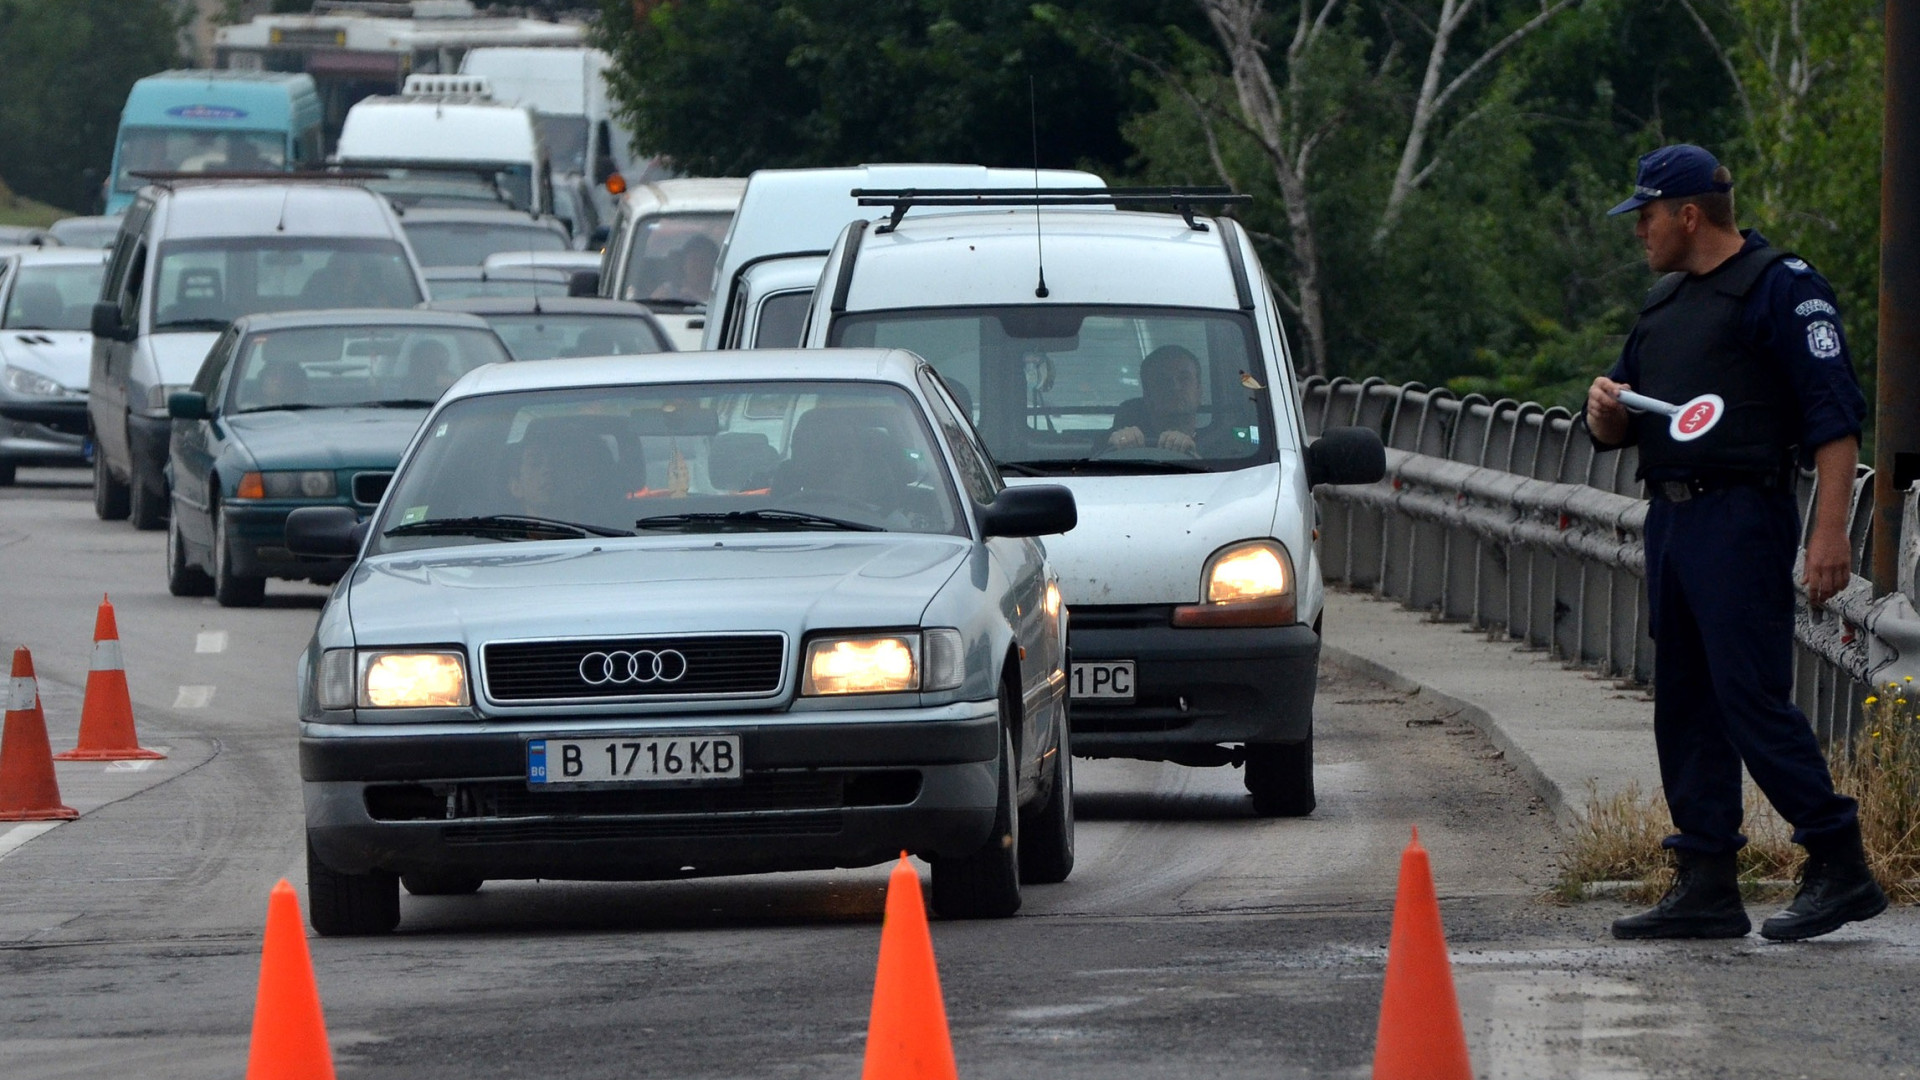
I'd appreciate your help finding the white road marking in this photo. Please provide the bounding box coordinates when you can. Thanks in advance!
[105,759,156,772]
[1481,973,1698,1079]
[0,822,62,862]
[172,685,215,708]
[194,631,228,653]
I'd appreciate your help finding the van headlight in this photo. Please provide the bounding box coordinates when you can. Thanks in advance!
[802,629,963,696]
[1173,541,1297,627]
[317,649,470,709]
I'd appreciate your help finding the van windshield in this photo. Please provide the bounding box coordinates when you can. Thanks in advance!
[618,212,732,309]
[114,128,287,192]
[832,306,1278,475]
[534,114,589,174]
[150,237,421,331]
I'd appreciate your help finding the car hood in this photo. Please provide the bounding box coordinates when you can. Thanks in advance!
[223,408,428,471]
[0,330,91,392]
[148,331,223,385]
[345,533,971,647]
[1011,465,1285,605]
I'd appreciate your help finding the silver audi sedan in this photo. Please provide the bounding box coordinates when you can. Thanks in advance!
[287,348,1077,934]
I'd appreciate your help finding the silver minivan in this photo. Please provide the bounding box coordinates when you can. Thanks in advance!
[89,181,428,528]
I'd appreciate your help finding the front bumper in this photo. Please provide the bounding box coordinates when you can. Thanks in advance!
[302,706,1002,880]
[222,500,358,583]
[0,396,86,466]
[1067,606,1319,759]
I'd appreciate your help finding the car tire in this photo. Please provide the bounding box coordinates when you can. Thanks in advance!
[307,840,400,937]
[402,872,484,897]
[128,471,167,531]
[1018,714,1074,885]
[93,452,129,520]
[212,504,266,608]
[930,716,1022,920]
[166,514,214,597]
[1244,734,1316,817]
[0,462,15,486]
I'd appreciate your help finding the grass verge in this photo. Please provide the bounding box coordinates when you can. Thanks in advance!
[0,178,69,228]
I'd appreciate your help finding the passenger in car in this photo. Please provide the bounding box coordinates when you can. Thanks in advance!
[508,420,621,524]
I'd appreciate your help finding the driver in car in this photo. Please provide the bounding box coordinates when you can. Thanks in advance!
[1105,345,1216,455]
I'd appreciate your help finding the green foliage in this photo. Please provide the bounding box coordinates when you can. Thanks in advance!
[0,0,183,213]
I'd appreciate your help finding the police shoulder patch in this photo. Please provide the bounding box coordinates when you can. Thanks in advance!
[1783,257,1812,274]
[1806,320,1843,359]
[1794,298,1838,318]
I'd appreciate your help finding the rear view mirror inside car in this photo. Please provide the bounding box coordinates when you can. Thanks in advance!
[997,309,1085,340]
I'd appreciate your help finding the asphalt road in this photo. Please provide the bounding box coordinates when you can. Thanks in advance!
[1,466,1915,1079]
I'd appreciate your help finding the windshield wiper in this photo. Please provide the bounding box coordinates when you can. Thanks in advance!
[998,461,1052,477]
[234,403,328,413]
[153,318,231,331]
[635,509,882,533]
[1003,457,1210,474]
[343,399,439,409]
[385,514,633,540]
[642,297,706,312]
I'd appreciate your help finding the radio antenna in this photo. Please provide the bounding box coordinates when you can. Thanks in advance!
[1029,74,1049,299]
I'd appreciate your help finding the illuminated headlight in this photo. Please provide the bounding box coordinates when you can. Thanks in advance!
[1173,541,1297,627]
[3,365,72,398]
[237,470,337,499]
[359,650,469,708]
[803,630,965,696]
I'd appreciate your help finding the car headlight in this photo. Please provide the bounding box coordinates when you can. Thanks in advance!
[236,470,337,499]
[802,629,964,696]
[359,650,469,708]
[1173,541,1297,627]
[3,365,72,398]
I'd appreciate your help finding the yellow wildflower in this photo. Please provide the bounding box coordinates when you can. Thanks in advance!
[1866,696,1879,705]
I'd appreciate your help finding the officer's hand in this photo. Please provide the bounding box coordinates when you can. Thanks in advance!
[1803,528,1851,608]
[1586,378,1631,446]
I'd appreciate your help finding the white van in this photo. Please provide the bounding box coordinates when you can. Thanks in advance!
[704,164,1105,352]
[334,76,553,215]
[801,188,1384,815]
[593,178,746,350]
[458,47,634,222]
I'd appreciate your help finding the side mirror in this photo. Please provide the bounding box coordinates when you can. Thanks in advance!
[166,390,209,420]
[1306,426,1387,487]
[91,301,129,341]
[568,269,601,297]
[980,484,1077,538]
[285,506,365,558]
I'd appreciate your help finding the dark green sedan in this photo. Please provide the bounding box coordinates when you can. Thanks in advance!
[164,309,512,606]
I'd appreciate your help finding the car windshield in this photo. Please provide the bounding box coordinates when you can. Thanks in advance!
[151,237,421,331]
[832,306,1277,475]
[47,218,123,249]
[113,127,287,192]
[359,165,535,212]
[534,114,589,174]
[225,325,510,413]
[618,212,731,308]
[2,262,107,330]
[480,313,667,360]
[404,221,569,268]
[424,273,571,301]
[374,380,964,552]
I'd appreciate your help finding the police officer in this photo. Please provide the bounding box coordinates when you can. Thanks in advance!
[1586,144,1886,941]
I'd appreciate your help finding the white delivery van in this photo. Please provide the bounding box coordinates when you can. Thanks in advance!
[802,188,1384,815]
[592,178,746,350]
[458,46,633,223]
[704,164,1106,352]
[334,75,554,216]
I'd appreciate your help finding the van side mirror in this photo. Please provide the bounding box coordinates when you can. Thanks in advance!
[167,391,209,420]
[91,302,129,341]
[285,506,366,558]
[568,269,601,297]
[980,484,1077,538]
[1306,426,1387,487]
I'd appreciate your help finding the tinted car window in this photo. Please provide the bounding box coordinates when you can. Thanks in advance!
[151,237,421,330]
[480,313,666,360]
[618,212,731,305]
[2,262,107,330]
[403,221,569,267]
[752,290,811,349]
[225,325,509,412]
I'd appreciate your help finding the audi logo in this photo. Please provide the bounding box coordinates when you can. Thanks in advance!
[578,649,689,686]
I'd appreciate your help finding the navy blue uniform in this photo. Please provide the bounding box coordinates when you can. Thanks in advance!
[1603,232,1866,856]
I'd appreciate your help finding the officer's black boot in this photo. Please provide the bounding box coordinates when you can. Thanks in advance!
[1610,849,1750,939]
[1759,823,1887,941]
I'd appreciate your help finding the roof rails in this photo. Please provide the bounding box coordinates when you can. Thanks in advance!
[128,169,386,189]
[851,186,1252,233]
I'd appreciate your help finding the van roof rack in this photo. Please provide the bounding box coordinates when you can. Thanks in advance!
[851,186,1252,233]
[128,170,387,189]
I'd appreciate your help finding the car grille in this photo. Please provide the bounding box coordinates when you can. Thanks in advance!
[365,772,921,823]
[351,471,392,506]
[442,814,843,844]
[482,634,786,703]
[1068,604,1175,630]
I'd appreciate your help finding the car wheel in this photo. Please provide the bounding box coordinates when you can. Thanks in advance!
[1018,713,1074,885]
[1244,734,1316,817]
[306,840,400,937]
[166,514,214,597]
[128,471,167,530]
[402,872,484,897]
[212,504,266,608]
[93,453,129,520]
[930,714,1021,919]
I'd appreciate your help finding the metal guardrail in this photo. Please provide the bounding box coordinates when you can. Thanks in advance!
[1302,376,1920,743]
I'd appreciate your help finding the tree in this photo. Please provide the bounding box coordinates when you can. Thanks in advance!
[0,0,183,212]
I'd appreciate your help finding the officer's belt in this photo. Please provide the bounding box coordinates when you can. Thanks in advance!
[1650,469,1794,503]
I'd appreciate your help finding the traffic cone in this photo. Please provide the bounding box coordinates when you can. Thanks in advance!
[0,648,78,821]
[55,595,163,761]
[245,879,336,1080]
[1372,827,1471,1080]
[861,853,958,1080]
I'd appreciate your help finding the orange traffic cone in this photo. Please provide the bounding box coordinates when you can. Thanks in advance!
[0,648,78,821]
[1373,827,1472,1080]
[245,879,336,1080]
[862,854,958,1080]
[56,595,162,761]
